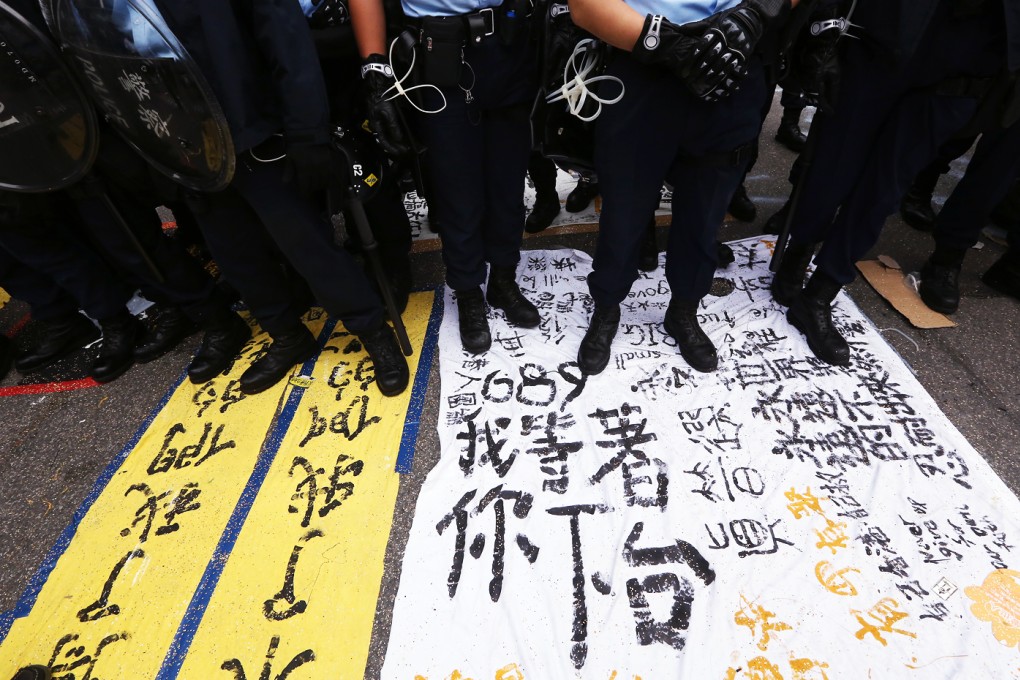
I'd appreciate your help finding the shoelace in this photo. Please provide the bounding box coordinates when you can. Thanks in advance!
[545,39,625,122]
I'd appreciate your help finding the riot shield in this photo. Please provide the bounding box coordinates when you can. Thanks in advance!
[51,0,234,191]
[0,1,98,192]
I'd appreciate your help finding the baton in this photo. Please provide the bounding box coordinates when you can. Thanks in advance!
[344,196,414,356]
[98,188,166,284]
[769,113,820,273]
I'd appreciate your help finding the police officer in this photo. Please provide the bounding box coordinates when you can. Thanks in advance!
[569,0,795,375]
[352,0,542,354]
[770,0,1020,366]
[918,120,1020,314]
[144,0,409,396]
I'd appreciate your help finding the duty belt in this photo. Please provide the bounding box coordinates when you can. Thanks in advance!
[412,7,500,45]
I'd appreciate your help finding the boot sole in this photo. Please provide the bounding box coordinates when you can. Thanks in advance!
[187,327,252,384]
[239,341,317,395]
[918,288,958,315]
[486,296,540,329]
[15,327,101,374]
[90,358,135,384]
[787,308,851,367]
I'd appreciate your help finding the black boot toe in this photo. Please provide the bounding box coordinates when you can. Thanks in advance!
[239,326,317,395]
[578,305,620,376]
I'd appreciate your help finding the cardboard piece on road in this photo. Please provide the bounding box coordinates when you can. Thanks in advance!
[857,257,956,329]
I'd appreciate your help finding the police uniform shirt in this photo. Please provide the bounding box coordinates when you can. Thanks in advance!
[622,0,741,28]
[400,0,501,19]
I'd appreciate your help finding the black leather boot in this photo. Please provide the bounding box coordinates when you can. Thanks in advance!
[578,304,620,375]
[774,107,807,152]
[134,306,198,363]
[771,241,815,307]
[239,325,317,395]
[727,183,757,222]
[188,311,251,384]
[900,171,939,232]
[982,248,1020,302]
[762,202,789,236]
[525,192,561,233]
[91,312,143,383]
[14,313,99,373]
[638,220,659,272]
[486,266,540,328]
[456,287,491,354]
[787,271,850,366]
[358,323,410,397]
[565,175,599,213]
[663,298,718,372]
[0,335,11,382]
[10,666,52,680]
[716,242,735,268]
[919,245,967,314]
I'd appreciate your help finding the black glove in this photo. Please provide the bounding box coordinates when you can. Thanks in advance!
[362,54,411,158]
[631,14,704,85]
[786,5,844,113]
[685,0,790,101]
[283,141,335,197]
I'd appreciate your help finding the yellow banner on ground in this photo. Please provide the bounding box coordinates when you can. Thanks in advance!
[176,292,434,679]
[0,314,326,678]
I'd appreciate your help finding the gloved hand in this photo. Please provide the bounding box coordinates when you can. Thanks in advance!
[685,0,790,100]
[631,14,704,84]
[362,54,411,158]
[283,141,334,197]
[786,5,844,113]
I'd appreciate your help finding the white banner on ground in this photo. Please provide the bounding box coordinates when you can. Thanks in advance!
[384,239,1020,680]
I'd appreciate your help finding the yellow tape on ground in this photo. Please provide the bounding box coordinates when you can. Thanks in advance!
[177,292,434,679]
[0,314,326,677]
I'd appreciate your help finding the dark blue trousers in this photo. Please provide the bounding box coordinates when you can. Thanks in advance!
[412,34,537,291]
[589,55,767,306]
[934,122,1020,251]
[193,154,384,336]
[0,249,81,322]
[0,196,130,321]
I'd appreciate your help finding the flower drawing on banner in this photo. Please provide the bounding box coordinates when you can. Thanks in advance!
[965,569,1020,649]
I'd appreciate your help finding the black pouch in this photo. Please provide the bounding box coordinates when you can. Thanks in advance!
[419,18,465,88]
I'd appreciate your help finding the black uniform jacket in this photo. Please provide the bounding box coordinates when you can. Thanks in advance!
[846,0,1020,71]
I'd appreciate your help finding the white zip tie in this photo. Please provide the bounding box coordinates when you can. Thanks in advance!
[544,39,624,122]
[379,35,448,115]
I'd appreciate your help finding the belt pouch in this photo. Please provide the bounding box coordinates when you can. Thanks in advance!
[420,18,464,88]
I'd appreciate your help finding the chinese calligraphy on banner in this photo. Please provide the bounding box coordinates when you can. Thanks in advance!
[384,240,1020,680]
